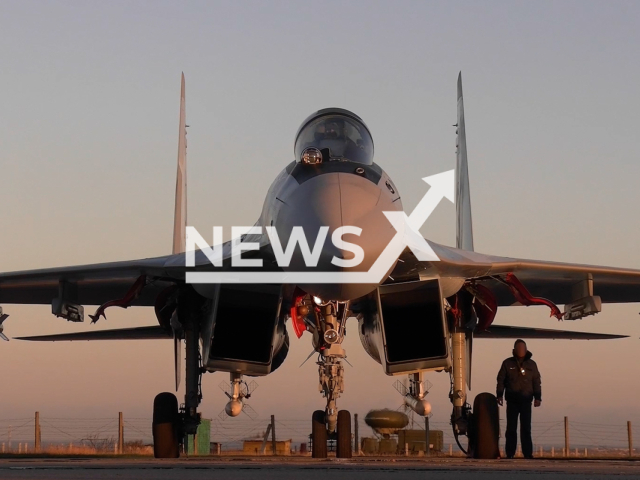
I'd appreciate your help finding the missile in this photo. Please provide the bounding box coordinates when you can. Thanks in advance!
[225,399,243,417]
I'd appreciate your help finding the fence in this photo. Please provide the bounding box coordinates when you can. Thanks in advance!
[0,413,151,454]
[0,412,637,457]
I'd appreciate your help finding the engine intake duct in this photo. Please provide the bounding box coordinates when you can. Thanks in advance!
[205,284,287,376]
[360,279,451,375]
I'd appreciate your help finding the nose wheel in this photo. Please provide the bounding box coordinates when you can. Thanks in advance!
[312,355,352,458]
[311,410,327,458]
[311,409,352,459]
[336,410,352,458]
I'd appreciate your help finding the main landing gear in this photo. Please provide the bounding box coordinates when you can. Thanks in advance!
[152,290,203,458]
[307,299,352,459]
[448,291,500,459]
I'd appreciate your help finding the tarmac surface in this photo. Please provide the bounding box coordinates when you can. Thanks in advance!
[2,456,640,480]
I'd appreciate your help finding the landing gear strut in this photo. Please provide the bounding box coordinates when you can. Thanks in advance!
[153,289,203,458]
[309,300,352,458]
[448,291,499,459]
[182,299,202,439]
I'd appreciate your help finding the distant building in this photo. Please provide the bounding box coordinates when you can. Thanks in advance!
[243,439,291,455]
[398,429,443,453]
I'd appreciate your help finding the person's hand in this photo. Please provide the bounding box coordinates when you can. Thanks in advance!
[534,399,541,407]
[497,397,503,406]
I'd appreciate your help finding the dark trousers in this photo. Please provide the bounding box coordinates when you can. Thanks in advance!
[505,400,532,457]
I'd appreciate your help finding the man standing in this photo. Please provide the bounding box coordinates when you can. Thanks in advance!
[496,339,541,459]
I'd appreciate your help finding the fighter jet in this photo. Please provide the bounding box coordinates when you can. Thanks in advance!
[0,72,635,459]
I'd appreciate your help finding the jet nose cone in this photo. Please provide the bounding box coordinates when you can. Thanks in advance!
[274,171,402,300]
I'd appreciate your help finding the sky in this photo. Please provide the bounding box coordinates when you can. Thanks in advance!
[1,0,640,443]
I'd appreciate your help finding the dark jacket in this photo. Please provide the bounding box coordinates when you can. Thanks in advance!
[496,350,541,403]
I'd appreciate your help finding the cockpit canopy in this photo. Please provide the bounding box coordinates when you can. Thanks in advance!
[294,108,374,165]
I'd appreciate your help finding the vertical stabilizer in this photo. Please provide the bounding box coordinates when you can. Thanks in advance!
[456,72,474,252]
[173,73,187,254]
[457,73,474,389]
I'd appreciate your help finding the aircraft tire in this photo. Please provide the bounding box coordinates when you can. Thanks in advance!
[311,410,327,458]
[152,392,180,458]
[471,392,500,459]
[336,410,352,458]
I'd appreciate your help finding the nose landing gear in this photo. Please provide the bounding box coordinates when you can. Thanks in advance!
[308,299,352,459]
[312,352,352,458]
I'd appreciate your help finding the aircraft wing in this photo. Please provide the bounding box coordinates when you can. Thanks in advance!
[476,257,640,306]
[0,238,274,309]
[0,255,176,307]
[407,241,640,307]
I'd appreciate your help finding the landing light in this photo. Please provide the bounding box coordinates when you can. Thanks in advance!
[301,147,323,165]
[324,329,339,344]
